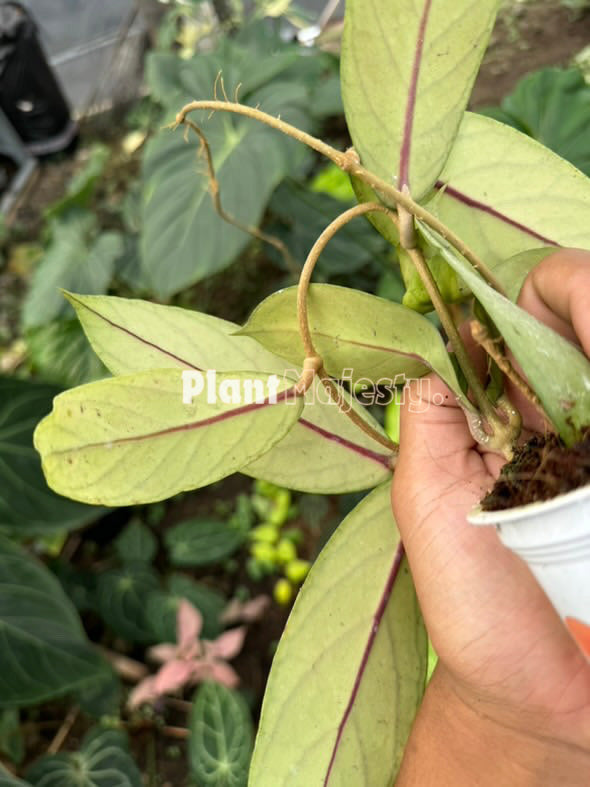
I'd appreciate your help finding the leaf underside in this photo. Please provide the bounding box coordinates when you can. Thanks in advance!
[249,484,428,786]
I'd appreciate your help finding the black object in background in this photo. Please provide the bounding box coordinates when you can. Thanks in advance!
[0,2,77,155]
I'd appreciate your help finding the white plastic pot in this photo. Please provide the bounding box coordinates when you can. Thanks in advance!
[468,484,590,660]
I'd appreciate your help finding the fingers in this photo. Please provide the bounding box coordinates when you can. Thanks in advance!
[519,249,590,353]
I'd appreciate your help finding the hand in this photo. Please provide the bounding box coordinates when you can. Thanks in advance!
[392,249,590,783]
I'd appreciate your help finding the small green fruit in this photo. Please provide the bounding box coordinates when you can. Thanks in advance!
[273,578,293,606]
[275,538,297,565]
[250,524,279,544]
[285,559,311,584]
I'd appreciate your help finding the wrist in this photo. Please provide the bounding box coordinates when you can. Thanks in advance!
[397,665,590,786]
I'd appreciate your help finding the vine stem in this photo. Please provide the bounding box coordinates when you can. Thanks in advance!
[174,101,506,295]
[295,202,399,454]
[179,116,301,277]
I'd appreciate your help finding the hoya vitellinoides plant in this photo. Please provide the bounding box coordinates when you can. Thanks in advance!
[34,1,590,783]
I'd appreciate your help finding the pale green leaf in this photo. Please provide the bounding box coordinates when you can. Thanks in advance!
[65,293,394,493]
[419,222,590,444]
[239,284,467,403]
[249,484,427,786]
[0,535,110,708]
[341,0,499,200]
[34,369,303,506]
[190,683,253,787]
[494,247,556,302]
[140,83,310,298]
[423,112,590,269]
[26,728,142,787]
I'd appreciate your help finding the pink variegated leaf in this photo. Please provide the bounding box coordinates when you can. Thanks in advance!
[127,676,159,709]
[152,659,196,696]
[221,595,271,625]
[206,626,247,661]
[192,660,240,689]
[147,643,177,664]
[177,600,203,652]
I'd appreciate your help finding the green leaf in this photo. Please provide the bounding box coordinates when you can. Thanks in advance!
[146,574,225,641]
[419,222,590,444]
[22,213,123,328]
[26,727,142,787]
[239,284,467,402]
[0,377,105,536]
[0,710,23,765]
[95,565,160,643]
[65,293,394,493]
[341,0,499,200]
[423,112,590,269]
[483,67,590,176]
[494,247,556,302]
[140,83,311,298]
[0,535,110,708]
[249,484,428,786]
[44,144,110,222]
[189,682,253,787]
[114,520,158,564]
[26,318,107,388]
[34,369,304,506]
[267,180,389,277]
[0,765,29,787]
[165,517,246,567]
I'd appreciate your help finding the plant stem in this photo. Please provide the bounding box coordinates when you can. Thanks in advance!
[174,101,506,294]
[470,319,555,431]
[405,244,519,457]
[295,201,399,453]
[47,706,79,755]
[180,117,301,277]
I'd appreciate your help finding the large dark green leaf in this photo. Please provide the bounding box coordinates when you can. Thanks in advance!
[146,574,225,641]
[26,728,142,787]
[140,83,311,298]
[95,565,161,644]
[165,517,246,567]
[0,766,29,787]
[189,683,253,787]
[0,535,110,708]
[0,377,105,536]
[479,67,590,175]
[22,213,123,328]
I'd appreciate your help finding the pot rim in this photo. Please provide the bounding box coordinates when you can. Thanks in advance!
[468,482,590,526]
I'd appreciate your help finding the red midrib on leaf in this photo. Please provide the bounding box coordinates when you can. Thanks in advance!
[71,297,394,465]
[323,543,406,785]
[399,0,433,190]
[435,182,560,246]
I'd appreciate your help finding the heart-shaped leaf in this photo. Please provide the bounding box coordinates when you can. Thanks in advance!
[95,565,160,644]
[0,377,105,536]
[34,369,303,506]
[341,0,499,200]
[26,728,142,787]
[0,535,109,708]
[239,284,467,403]
[65,293,394,493]
[114,520,158,565]
[165,517,246,567]
[250,484,428,786]
[423,112,590,270]
[189,682,253,787]
[419,222,590,444]
[141,82,310,298]
[26,318,107,388]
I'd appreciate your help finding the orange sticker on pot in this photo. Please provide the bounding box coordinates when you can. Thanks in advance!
[565,617,590,658]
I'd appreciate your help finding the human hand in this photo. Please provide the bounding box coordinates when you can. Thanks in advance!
[392,250,590,781]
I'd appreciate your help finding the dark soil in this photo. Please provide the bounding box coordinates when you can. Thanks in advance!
[482,429,590,510]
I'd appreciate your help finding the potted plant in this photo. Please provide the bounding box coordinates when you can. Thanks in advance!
[33,0,590,782]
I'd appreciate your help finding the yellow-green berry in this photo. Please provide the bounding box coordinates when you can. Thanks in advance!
[285,559,311,584]
[273,578,293,606]
[251,542,277,565]
[275,538,297,565]
[250,524,279,544]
